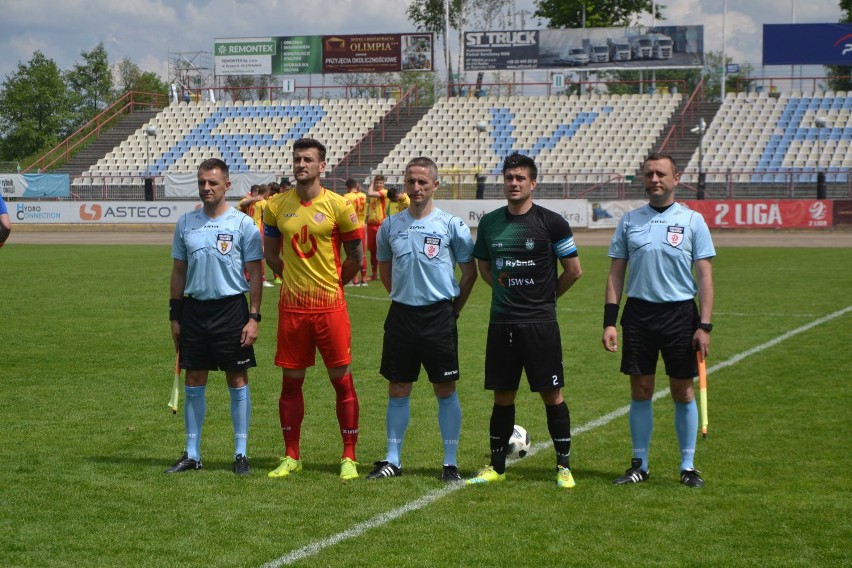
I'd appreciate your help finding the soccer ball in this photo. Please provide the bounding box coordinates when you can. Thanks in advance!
[507,425,531,459]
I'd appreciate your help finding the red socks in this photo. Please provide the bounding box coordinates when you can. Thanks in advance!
[331,373,359,461]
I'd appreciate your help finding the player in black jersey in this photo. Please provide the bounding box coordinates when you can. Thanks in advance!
[466,153,583,489]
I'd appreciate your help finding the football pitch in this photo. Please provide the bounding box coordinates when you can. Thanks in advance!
[1,241,850,567]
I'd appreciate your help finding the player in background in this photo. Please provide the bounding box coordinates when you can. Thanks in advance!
[266,181,285,284]
[343,177,368,286]
[384,186,410,217]
[365,174,389,281]
[0,192,11,247]
[263,138,364,481]
[239,184,274,287]
[467,152,582,489]
[366,157,476,483]
[602,152,715,488]
[166,158,264,476]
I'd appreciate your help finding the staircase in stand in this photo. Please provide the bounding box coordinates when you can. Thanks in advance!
[328,105,431,190]
[623,99,723,198]
[53,110,160,177]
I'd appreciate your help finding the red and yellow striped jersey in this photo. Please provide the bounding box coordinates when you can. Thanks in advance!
[264,188,361,312]
[343,191,367,225]
[366,189,388,225]
[248,198,266,231]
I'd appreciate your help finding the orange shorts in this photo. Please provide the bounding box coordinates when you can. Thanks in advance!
[275,309,352,369]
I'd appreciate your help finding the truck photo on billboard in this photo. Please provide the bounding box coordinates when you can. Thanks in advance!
[465,26,703,72]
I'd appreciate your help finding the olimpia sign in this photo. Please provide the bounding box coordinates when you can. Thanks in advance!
[214,33,434,76]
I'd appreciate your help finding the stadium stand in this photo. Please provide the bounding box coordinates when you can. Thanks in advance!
[62,88,852,200]
[683,90,852,186]
[74,98,395,184]
[372,92,682,189]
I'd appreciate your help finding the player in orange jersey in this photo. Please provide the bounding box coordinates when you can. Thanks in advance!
[365,174,389,280]
[239,184,273,287]
[343,177,368,286]
[263,138,364,481]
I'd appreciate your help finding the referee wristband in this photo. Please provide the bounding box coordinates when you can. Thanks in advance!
[169,299,184,321]
[603,303,620,328]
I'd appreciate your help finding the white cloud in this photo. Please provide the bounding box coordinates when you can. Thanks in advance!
[0,0,844,82]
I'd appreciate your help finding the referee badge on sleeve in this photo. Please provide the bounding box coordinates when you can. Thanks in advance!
[423,236,441,259]
[666,226,684,247]
[217,233,234,254]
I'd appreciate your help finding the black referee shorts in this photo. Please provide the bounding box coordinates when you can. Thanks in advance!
[179,294,256,372]
[379,300,459,383]
[485,321,564,393]
[620,297,699,378]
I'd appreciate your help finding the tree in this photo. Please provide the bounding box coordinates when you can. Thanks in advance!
[66,43,114,120]
[114,58,142,94]
[534,0,660,28]
[0,51,74,161]
[407,0,511,91]
[114,58,169,104]
[827,0,852,92]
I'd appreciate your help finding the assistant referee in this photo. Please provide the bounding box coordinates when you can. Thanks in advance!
[165,158,264,476]
[602,152,715,488]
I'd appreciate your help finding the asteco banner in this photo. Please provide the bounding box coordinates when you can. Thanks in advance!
[464,25,704,72]
[682,200,833,229]
[763,24,852,66]
[215,33,433,76]
[13,201,202,224]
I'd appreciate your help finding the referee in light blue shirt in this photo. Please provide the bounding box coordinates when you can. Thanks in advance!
[165,158,264,476]
[366,157,477,483]
[602,152,716,488]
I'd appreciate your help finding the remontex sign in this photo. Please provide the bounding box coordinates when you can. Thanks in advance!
[215,40,276,56]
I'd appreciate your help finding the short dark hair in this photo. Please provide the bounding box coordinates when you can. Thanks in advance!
[404,156,439,180]
[345,177,358,189]
[293,138,327,161]
[502,152,537,180]
[643,152,679,174]
[374,174,386,183]
[198,158,229,177]
[386,186,399,200]
[268,182,280,195]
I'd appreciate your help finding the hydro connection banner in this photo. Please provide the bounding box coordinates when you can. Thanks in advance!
[763,24,852,66]
[464,25,704,72]
[215,34,434,75]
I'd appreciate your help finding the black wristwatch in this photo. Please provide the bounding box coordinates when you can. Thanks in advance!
[248,312,262,322]
[697,322,713,333]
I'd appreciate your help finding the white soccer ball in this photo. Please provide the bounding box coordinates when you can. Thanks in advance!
[507,425,531,459]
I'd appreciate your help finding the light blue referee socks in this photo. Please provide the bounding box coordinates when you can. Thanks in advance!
[386,396,410,468]
[229,385,251,458]
[629,398,653,472]
[437,391,462,467]
[675,400,698,471]
[184,385,207,461]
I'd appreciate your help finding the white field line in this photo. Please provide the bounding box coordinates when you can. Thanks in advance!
[260,306,852,568]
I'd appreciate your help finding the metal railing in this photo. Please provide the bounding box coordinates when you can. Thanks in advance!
[23,91,168,174]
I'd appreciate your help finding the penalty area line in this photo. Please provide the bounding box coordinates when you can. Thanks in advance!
[260,305,851,568]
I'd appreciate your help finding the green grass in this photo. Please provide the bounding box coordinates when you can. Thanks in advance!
[1,243,850,567]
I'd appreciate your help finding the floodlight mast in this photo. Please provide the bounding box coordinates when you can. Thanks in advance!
[815,116,827,199]
[475,121,488,199]
[144,125,157,201]
[693,118,706,200]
